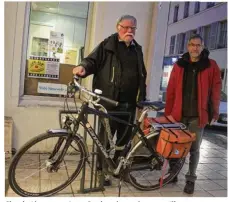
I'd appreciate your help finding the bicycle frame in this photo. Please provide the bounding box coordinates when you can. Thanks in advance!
[72,101,162,174]
[50,76,167,176]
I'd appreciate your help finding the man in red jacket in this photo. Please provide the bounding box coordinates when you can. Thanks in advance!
[165,34,221,194]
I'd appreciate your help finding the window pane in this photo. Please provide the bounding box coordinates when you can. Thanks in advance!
[194,2,200,14]
[169,35,176,55]
[207,2,215,8]
[204,25,211,48]
[179,33,186,54]
[218,20,227,49]
[173,5,179,22]
[184,2,189,18]
[24,2,89,97]
[209,22,218,49]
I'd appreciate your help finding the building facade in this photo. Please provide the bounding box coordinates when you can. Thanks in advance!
[4,2,227,151]
[165,2,227,94]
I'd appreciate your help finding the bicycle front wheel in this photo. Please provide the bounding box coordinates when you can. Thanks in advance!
[8,132,87,196]
[126,132,185,191]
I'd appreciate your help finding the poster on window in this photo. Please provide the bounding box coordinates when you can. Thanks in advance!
[31,37,48,57]
[64,49,78,65]
[28,56,60,79]
[49,31,64,54]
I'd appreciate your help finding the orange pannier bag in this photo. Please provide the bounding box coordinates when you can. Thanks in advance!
[156,128,196,158]
[143,115,196,158]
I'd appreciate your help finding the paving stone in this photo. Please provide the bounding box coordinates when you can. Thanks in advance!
[207,190,228,197]
[212,180,227,189]
[196,180,225,191]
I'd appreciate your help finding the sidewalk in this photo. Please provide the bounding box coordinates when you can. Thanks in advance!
[5,135,227,197]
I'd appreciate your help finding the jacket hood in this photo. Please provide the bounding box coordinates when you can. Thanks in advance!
[176,49,210,71]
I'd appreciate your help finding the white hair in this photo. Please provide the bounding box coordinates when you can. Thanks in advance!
[116,15,137,26]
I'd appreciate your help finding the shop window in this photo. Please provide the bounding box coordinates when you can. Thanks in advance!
[24,2,89,98]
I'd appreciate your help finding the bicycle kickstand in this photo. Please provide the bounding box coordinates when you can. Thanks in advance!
[118,170,126,197]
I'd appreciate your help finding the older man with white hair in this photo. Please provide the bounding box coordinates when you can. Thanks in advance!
[73,15,147,186]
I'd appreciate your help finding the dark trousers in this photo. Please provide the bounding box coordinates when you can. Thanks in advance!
[97,104,136,171]
[169,117,204,182]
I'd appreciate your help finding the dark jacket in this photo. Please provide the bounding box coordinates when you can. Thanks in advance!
[79,33,147,106]
[165,49,222,127]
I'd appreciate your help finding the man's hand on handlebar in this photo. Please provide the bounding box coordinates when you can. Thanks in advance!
[73,65,86,77]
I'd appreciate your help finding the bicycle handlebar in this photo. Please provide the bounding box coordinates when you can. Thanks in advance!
[73,75,119,107]
[100,95,119,107]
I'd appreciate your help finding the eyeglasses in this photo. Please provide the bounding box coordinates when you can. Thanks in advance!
[188,43,203,48]
[118,24,137,31]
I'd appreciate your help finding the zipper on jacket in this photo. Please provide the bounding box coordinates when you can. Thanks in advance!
[135,46,144,78]
[111,66,115,82]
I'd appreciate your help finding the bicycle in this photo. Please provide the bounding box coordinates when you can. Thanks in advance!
[8,76,186,197]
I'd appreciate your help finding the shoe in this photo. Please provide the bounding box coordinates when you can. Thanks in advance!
[184,181,195,194]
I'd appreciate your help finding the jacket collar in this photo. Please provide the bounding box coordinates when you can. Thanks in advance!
[176,49,211,71]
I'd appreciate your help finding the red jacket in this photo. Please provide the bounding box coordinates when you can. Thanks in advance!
[165,58,221,128]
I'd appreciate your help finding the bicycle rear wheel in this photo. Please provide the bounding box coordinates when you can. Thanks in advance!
[8,132,87,196]
[126,132,185,191]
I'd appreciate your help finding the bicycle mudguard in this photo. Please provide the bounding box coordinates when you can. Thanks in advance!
[47,129,68,133]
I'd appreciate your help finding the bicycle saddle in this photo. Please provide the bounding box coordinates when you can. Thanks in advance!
[137,101,165,111]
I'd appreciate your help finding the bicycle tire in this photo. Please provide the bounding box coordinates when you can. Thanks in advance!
[126,131,185,191]
[8,132,87,196]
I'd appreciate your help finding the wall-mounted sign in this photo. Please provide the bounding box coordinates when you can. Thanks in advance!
[37,82,67,95]
[28,56,60,79]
